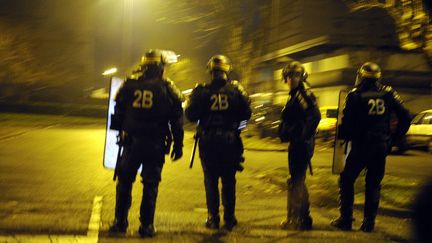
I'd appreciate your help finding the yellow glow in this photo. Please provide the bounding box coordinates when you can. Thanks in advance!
[102,67,118,76]
[182,88,193,95]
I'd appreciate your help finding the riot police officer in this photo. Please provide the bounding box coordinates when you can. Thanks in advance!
[185,55,251,230]
[331,62,410,232]
[278,61,320,230]
[108,49,184,237]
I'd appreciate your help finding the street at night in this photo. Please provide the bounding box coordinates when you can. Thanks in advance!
[0,114,431,242]
[1,0,432,242]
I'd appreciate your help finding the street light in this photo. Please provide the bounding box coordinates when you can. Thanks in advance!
[102,67,118,76]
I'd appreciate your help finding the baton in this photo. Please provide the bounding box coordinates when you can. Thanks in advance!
[189,133,198,169]
[308,160,313,176]
[113,135,123,181]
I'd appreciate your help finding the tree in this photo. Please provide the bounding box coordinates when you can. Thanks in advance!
[155,0,268,86]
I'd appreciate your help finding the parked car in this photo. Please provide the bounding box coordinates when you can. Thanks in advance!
[316,106,338,141]
[405,109,432,152]
[252,103,283,138]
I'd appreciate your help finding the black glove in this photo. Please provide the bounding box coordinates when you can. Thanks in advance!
[170,145,183,161]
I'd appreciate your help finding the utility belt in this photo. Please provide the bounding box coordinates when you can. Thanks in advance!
[197,125,240,144]
[198,125,243,165]
[124,120,168,137]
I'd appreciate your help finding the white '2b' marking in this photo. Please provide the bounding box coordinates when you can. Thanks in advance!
[210,94,229,110]
[133,90,153,108]
[368,98,385,115]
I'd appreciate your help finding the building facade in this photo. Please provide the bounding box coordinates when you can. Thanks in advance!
[249,0,431,114]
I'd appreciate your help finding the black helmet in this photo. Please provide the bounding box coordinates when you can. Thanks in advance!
[355,62,381,87]
[282,61,308,82]
[140,49,166,70]
[207,55,231,73]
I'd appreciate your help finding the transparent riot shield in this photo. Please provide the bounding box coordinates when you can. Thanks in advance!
[332,89,350,174]
[103,76,124,170]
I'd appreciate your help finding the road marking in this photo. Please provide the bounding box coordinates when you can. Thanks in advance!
[0,196,103,243]
[87,196,103,238]
[193,208,208,213]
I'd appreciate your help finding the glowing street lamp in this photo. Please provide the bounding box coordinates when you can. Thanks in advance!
[102,67,118,76]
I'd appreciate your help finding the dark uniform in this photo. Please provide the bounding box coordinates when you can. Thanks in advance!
[109,50,184,237]
[412,178,432,243]
[278,61,320,230]
[185,55,251,230]
[331,62,410,232]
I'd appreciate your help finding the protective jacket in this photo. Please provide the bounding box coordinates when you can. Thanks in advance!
[279,83,321,142]
[339,83,410,145]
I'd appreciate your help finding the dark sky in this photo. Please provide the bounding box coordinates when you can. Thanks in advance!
[1,0,430,91]
[0,0,222,89]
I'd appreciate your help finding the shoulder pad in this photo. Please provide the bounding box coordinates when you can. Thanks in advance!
[128,73,141,80]
[302,88,317,108]
[192,83,208,93]
[163,77,176,86]
[163,78,184,101]
[304,88,314,98]
[230,80,248,94]
[194,82,207,88]
[189,83,208,96]
[230,80,240,86]
[382,85,403,102]
[382,85,394,93]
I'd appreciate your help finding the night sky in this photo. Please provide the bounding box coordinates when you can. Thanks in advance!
[0,0,430,94]
[0,0,223,90]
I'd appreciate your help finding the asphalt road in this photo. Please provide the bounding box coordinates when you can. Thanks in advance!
[0,124,430,242]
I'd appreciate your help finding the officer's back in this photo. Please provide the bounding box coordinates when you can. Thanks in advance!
[108,50,183,238]
[339,62,410,144]
[187,78,251,129]
[117,75,177,136]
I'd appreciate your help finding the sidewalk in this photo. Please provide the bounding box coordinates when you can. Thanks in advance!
[243,134,287,151]
[239,134,416,242]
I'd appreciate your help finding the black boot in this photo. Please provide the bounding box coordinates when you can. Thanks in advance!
[205,215,220,229]
[280,217,298,230]
[360,218,375,232]
[331,217,353,231]
[138,224,156,237]
[282,179,298,230]
[223,216,238,231]
[298,215,313,230]
[108,219,127,235]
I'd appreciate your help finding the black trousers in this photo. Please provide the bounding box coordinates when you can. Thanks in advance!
[114,136,165,226]
[287,139,314,219]
[198,132,240,221]
[338,141,388,220]
[201,162,237,220]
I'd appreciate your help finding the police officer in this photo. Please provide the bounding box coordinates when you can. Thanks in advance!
[278,61,320,230]
[185,55,251,230]
[331,62,410,232]
[108,49,184,237]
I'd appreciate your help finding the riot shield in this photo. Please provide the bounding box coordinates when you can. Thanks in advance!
[103,76,124,170]
[332,89,350,174]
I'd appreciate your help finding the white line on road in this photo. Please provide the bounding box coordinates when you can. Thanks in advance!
[0,196,103,243]
[87,196,103,238]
